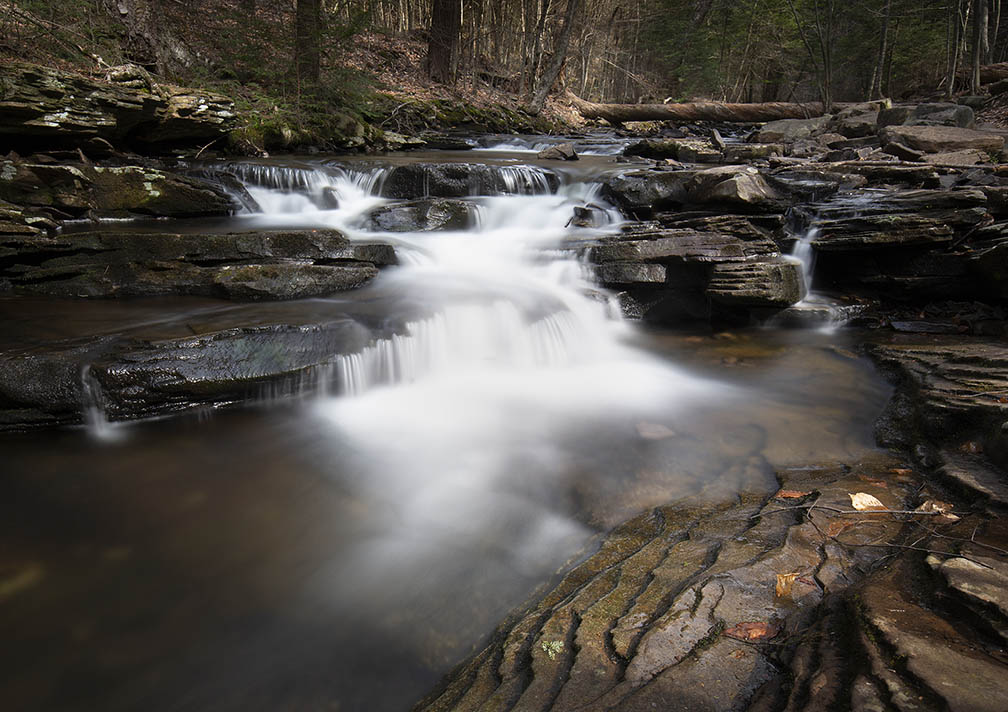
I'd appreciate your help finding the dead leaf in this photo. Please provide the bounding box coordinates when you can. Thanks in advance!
[724,621,780,641]
[916,499,954,515]
[959,441,983,454]
[730,648,747,659]
[827,520,856,537]
[775,572,800,597]
[940,513,962,523]
[888,468,913,477]
[636,422,677,440]
[775,489,812,499]
[849,492,886,511]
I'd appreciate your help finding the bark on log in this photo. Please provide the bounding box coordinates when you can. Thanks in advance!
[565,91,863,123]
[981,62,1008,84]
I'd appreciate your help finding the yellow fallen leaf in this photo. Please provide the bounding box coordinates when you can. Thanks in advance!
[776,572,800,597]
[849,492,886,511]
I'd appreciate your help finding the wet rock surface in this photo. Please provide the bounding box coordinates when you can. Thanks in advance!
[418,331,1008,712]
[0,296,421,428]
[363,198,476,232]
[0,228,395,299]
[0,160,236,219]
[416,455,918,712]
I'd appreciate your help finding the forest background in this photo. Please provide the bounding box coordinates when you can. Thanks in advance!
[1,1,1005,141]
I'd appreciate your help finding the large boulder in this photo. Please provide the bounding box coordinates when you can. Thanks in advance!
[906,102,976,129]
[753,116,829,143]
[623,138,722,163]
[829,103,881,138]
[601,169,691,214]
[685,165,786,208]
[0,62,236,151]
[878,125,1004,154]
[537,142,578,161]
[0,161,235,219]
[363,198,476,232]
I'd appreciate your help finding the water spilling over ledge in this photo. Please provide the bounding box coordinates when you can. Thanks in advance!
[2,136,1007,712]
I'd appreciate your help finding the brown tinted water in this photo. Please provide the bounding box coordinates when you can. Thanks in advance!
[0,322,890,711]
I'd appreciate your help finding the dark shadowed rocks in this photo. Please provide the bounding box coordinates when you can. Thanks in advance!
[0,229,396,299]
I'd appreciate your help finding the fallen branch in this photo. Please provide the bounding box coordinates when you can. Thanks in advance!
[564,90,868,124]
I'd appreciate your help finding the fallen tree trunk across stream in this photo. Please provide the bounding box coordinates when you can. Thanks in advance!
[565,90,865,123]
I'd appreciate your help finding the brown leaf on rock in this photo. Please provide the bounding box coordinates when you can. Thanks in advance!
[827,520,856,537]
[724,621,780,641]
[959,441,983,454]
[849,492,886,511]
[888,467,913,477]
[775,489,812,499]
[775,572,799,597]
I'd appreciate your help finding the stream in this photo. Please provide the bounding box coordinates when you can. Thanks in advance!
[0,144,893,711]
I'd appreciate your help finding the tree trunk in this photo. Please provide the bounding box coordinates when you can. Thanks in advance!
[295,0,321,86]
[972,0,988,92]
[870,0,891,99]
[528,0,582,114]
[565,91,866,124]
[428,0,461,84]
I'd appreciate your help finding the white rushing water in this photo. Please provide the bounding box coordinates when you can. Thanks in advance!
[217,160,733,593]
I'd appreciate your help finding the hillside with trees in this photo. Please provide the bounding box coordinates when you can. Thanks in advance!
[4,0,1008,146]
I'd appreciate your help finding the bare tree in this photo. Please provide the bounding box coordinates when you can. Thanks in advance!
[296,0,321,85]
[529,0,583,112]
[428,0,462,83]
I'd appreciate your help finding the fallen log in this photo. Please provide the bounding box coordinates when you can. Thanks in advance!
[981,62,1008,85]
[565,90,863,124]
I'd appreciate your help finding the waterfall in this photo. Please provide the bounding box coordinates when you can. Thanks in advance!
[215,157,728,435]
[790,226,818,301]
[81,365,122,441]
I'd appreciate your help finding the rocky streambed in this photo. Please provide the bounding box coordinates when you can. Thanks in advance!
[1,64,1007,711]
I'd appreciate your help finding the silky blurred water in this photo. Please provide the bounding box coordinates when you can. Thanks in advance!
[0,151,892,711]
